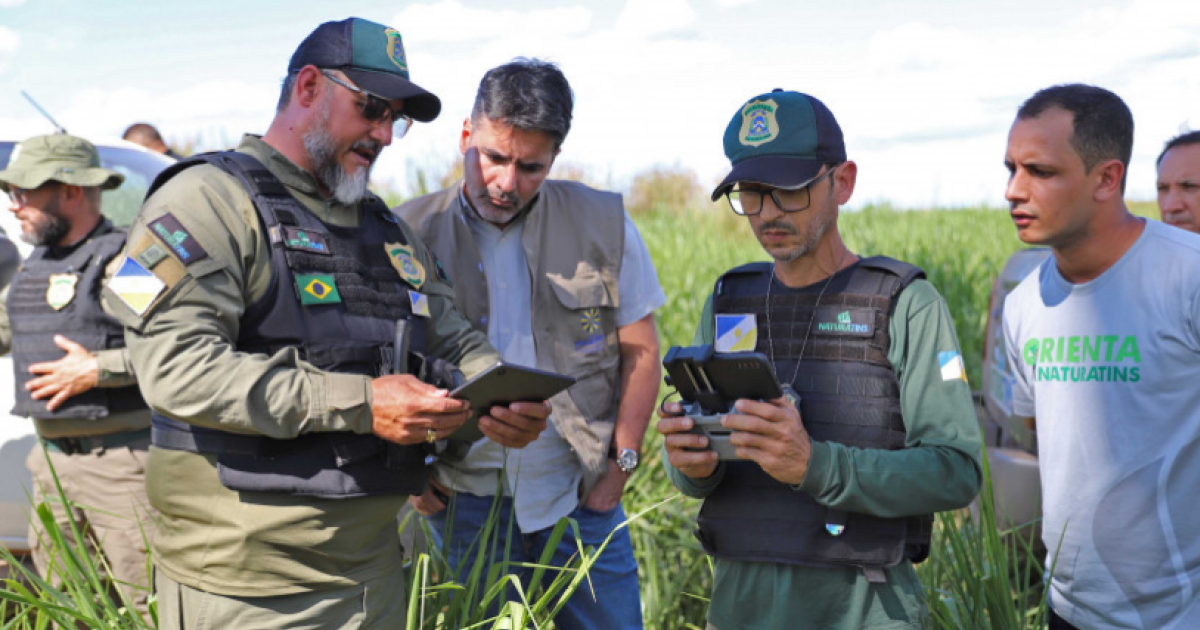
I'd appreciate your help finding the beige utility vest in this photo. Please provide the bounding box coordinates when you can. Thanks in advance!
[397,180,625,492]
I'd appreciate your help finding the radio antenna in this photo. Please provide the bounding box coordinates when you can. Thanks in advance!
[21,90,67,134]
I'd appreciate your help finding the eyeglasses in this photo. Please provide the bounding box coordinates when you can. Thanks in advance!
[725,166,840,216]
[4,182,59,207]
[321,70,413,138]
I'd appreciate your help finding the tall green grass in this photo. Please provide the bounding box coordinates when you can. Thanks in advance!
[1,203,1050,629]
[0,450,154,628]
[629,203,1044,629]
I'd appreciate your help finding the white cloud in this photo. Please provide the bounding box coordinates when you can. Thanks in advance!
[714,0,756,7]
[0,26,19,73]
[11,0,1196,209]
[374,0,728,197]
[827,0,1200,207]
[44,80,276,150]
[615,0,697,37]
[0,0,27,7]
[391,1,592,44]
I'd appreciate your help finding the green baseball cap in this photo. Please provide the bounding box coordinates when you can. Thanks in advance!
[711,89,846,201]
[288,17,441,123]
[0,134,124,193]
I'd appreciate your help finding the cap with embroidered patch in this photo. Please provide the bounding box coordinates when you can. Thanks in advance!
[711,89,846,201]
[0,134,124,193]
[289,17,441,122]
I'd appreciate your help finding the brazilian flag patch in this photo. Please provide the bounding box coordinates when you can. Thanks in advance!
[296,273,341,305]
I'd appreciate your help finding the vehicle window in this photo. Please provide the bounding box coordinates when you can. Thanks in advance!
[0,142,170,229]
[98,148,172,227]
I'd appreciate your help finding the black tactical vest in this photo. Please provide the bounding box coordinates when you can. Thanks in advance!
[701,256,933,573]
[146,151,435,499]
[9,221,147,420]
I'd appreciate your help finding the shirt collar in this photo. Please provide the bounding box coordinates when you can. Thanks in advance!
[237,134,351,207]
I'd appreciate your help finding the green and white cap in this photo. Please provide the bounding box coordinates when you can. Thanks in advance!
[711,89,846,201]
[288,17,441,122]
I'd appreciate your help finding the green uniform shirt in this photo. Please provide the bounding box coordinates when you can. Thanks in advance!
[105,135,498,596]
[666,278,982,630]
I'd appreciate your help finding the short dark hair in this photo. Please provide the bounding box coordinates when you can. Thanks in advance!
[277,72,299,112]
[1156,130,1200,167]
[1017,83,1134,191]
[471,58,573,149]
[122,123,164,144]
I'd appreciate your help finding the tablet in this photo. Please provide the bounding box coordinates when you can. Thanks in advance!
[447,362,577,442]
[663,345,783,414]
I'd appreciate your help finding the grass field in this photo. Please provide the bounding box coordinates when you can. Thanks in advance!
[628,203,1041,630]
[5,201,1165,628]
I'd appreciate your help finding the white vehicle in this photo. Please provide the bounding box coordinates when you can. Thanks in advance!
[977,247,1053,546]
[0,137,174,556]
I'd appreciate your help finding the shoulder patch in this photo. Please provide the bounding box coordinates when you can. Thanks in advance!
[149,213,209,265]
[107,257,166,316]
[715,314,757,352]
[385,242,426,289]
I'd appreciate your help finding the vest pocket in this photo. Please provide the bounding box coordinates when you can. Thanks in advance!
[546,273,620,422]
[546,273,619,373]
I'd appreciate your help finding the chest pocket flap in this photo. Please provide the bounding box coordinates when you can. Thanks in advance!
[546,270,618,310]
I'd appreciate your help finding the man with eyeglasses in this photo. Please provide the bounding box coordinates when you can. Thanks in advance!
[0,134,153,617]
[100,18,550,629]
[657,89,981,630]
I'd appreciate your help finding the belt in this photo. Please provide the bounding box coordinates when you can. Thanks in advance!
[43,428,152,455]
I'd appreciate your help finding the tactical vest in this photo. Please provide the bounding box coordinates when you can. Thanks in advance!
[701,256,934,574]
[396,181,625,495]
[146,151,434,499]
[9,221,147,421]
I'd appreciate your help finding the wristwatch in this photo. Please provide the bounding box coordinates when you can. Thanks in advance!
[609,445,640,474]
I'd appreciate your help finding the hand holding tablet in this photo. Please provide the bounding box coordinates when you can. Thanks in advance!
[447,362,576,442]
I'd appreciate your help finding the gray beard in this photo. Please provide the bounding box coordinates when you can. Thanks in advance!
[22,197,70,247]
[761,197,835,263]
[771,218,829,263]
[303,97,374,205]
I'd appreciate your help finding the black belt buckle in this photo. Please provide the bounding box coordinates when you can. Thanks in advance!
[55,437,85,455]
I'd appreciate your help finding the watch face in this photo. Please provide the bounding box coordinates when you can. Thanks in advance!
[617,448,639,472]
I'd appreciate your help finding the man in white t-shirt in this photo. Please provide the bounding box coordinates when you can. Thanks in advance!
[1002,83,1200,630]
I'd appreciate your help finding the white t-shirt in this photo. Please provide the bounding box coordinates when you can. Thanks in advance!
[1003,219,1200,630]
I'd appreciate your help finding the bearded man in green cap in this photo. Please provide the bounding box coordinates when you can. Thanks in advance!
[101,17,549,630]
[0,133,153,616]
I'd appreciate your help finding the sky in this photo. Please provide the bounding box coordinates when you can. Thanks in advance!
[0,0,1197,209]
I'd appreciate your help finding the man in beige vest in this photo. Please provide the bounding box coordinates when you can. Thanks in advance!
[397,59,664,629]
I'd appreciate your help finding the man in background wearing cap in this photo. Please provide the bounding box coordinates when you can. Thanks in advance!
[398,58,662,629]
[0,133,153,616]
[657,90,981,630]
[1003,84,1200,630]
[102,18,549,629]
[1156,130,1200,234]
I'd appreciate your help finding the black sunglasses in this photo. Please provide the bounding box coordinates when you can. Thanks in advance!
[320,70,413,138]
